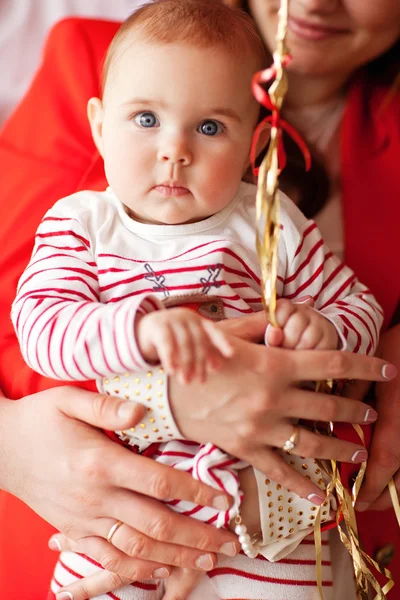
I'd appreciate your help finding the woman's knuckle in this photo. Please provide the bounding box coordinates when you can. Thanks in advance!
[148,516,172,541]
[267,464,285,483]
[303,436,323,457]
[106,570,129,589]
[193,532,214,552]
[100,552,122,573]
[125,534,149,559]
[148,472,171,499]
[323,397,340,422]
[238,420,257,439]
[326,352,350,378]
[92,393,113,420]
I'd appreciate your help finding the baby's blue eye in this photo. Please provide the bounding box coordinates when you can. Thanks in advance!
[134,112,159,128]
[198,120,223,136]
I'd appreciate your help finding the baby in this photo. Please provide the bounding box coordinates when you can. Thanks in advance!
[12,1,382,599]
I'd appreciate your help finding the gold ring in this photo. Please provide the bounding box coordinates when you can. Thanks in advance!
[107,520,124,543]
[282,425,300,451]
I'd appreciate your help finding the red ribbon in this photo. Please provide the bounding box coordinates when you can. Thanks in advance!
[250,55,312,176]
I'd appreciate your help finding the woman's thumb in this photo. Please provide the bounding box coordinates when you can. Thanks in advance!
[55,386,146,430]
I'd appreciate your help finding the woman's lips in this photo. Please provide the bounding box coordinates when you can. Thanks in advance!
[153,185,190,197]
[288,16,349,41]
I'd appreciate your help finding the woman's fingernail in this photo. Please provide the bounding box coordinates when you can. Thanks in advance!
[364,408,378,423]
[56,593,74,600]
[213,495,230,511]
[195,554,214,570]
[307,493,325,505]
[382,364,398,379]
[355,502,369,512]
[351,450,368,463]
[152,567,170,579]
[220,542,238,557]
[48,537,62,551]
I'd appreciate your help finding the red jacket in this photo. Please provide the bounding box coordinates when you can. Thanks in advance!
[0,18,398,599]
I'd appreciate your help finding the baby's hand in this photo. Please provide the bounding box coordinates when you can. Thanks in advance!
[162,567,203,600]
[265,298,339,350]
[136,308,234,383]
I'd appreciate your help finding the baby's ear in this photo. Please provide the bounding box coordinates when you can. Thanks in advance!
[87,97,104,157]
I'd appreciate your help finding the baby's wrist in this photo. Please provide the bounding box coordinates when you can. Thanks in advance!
[135,314,158,363]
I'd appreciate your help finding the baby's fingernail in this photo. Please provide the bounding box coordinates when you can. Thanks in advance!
[351,450,368,463]
[364,408,378,423]
[382,364,398,379]
[48,536,62,551]
[213,495,230,510]
[56,593,74,600]
[195,554,214,570]
[220,542,238,557]
[307,493,325,505]
[152,567,170,579]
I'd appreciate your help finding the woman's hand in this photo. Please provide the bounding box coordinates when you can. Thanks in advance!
[356,324,400,511]
[170,335,397,503]
[0,388,238,581]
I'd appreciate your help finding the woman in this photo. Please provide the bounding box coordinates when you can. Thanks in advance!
[0,3,398,600]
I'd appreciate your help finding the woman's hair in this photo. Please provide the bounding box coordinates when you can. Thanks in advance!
[224,0,400,219]
[102,0,267,93]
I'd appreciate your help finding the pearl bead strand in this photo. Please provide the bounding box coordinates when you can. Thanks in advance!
[234,515,261,558]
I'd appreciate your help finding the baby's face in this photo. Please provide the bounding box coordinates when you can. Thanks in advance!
[89,35,260,225]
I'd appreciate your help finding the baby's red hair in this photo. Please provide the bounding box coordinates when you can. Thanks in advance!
[102,0,267,93]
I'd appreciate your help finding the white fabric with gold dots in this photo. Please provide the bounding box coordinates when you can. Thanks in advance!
[254,451,334,562]
[101,369,183,451]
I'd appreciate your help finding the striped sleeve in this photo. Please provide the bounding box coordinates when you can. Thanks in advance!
[282,219,383,355]
[11,211,162,381]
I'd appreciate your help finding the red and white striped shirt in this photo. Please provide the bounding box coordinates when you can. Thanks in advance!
[12,181,382,379]
[12,181,381,599]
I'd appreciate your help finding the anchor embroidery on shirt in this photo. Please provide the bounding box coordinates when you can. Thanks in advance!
[144,264,170,297]
[200,264,223,294]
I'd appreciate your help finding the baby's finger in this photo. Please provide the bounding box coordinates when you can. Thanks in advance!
[156,325,178,375]
[296,324,323,350]
[172,322,196,383]
[202,319,234,358]
[188,321,209,382]
[275,298,298,328]
[282,311,310,349]
[265,324,284,347]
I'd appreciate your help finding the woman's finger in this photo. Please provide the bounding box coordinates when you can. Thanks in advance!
[272,424,368,464]
[285,389,378,425]
[54,386,147,431]
[239,446,326,504]
[100,517,218,571]
[110,450,233,514]
[55,569,132,600]
[284,349,397,383]
[104,492,239,557]
[49,533,170,580]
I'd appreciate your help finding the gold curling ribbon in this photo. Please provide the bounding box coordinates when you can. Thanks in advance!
[255,0,288,327]
[255,0,400,596]
[313,419,396,599]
